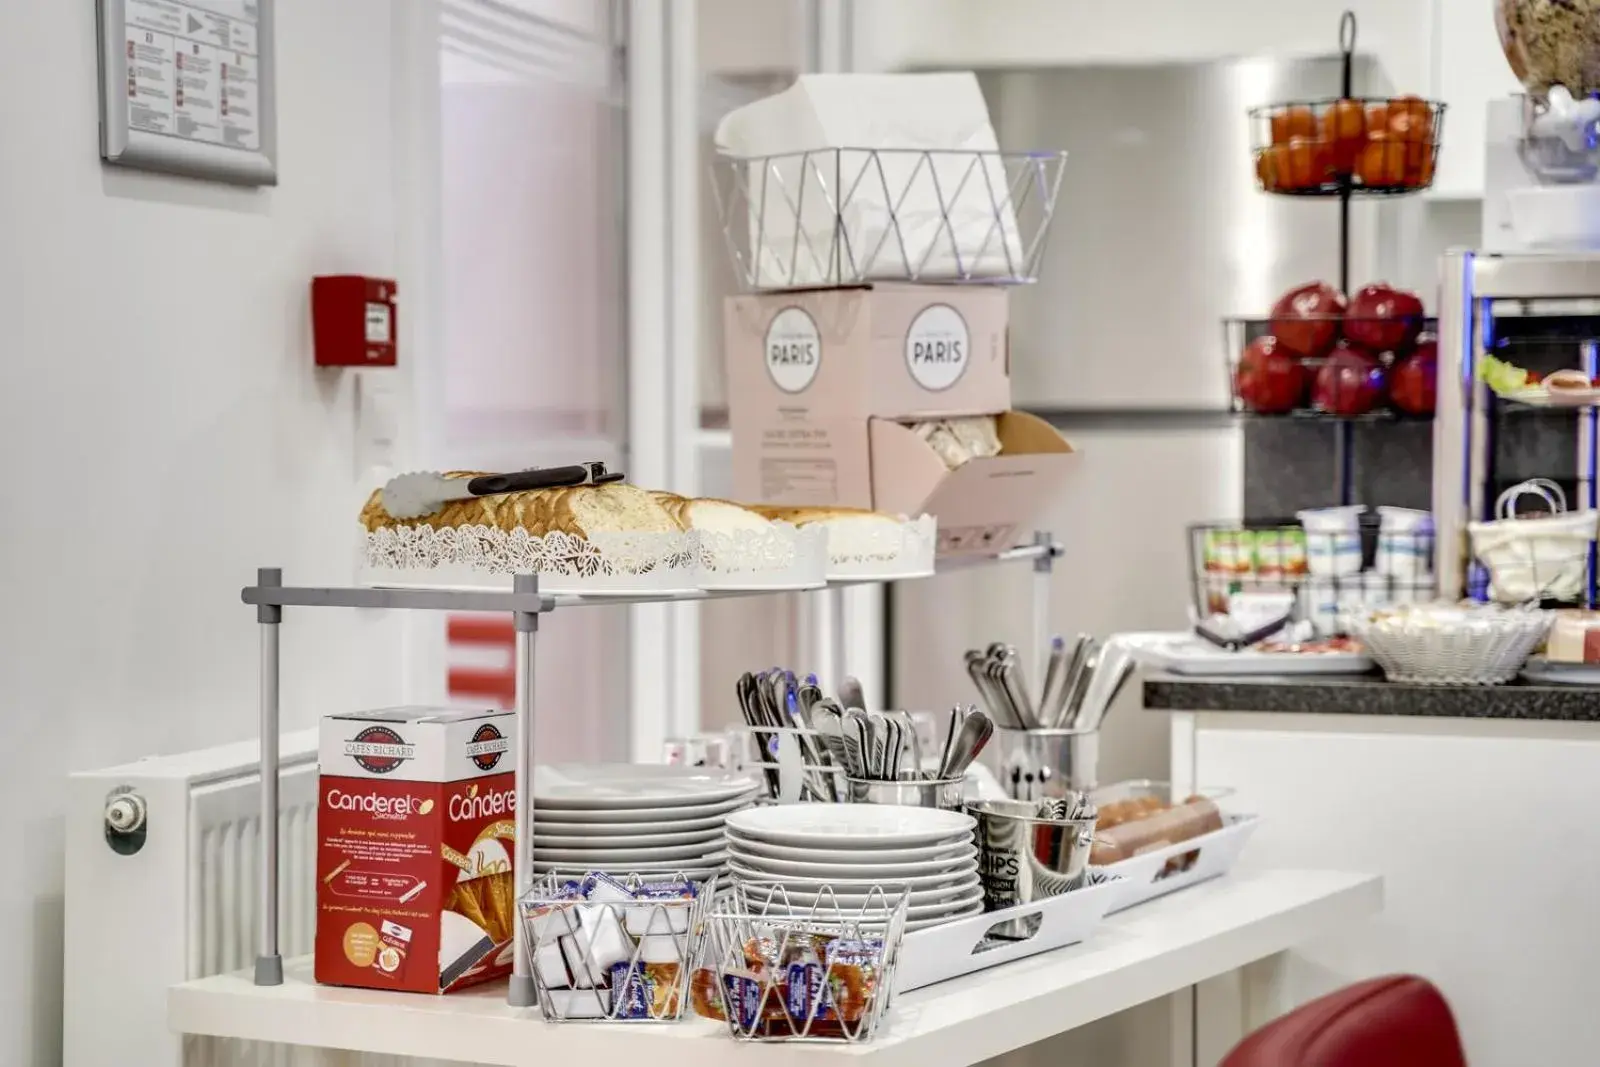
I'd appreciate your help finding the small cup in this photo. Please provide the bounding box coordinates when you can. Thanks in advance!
[990,728,1099,800]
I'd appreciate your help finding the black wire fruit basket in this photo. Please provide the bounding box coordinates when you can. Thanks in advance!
[1247,13,1446,199]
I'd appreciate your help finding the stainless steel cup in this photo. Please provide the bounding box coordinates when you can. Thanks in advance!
[990,727,1099,800]
[845,776,966,811]
[968,798,1096,938]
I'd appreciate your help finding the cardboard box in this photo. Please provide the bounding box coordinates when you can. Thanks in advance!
[869,411,1076,556]
[315,706,517,995]
[725,284,1011,423]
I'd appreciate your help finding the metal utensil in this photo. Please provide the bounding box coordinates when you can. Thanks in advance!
[894,710,922,779]
[839,675,868,713]
[939,708,994,779]
[996,656,1039,730]
[1052,638,1096,727]
[380,461,623,520]
[1060,649,1100,729]
[1038,636,1067,720]
[965,651,1019,727]
[1079,648,1136,732]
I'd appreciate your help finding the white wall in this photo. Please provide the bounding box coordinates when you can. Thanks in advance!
[0,3,410,1064]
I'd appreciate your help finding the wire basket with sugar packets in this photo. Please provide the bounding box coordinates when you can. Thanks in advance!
[711,147,1067,290]
[518,870,716,1022]
[693,881,908,1042]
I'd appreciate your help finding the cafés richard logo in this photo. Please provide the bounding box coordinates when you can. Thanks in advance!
[466,723,509,772]
[344,726,414,774]
[904,303,970,391]
[763,306,821,393]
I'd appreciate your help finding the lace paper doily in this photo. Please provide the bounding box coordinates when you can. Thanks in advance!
[361,524,701,596]
[823,514,938,580]
[696,523,828,591]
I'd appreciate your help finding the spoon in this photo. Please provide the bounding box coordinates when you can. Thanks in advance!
[939,708,995,779]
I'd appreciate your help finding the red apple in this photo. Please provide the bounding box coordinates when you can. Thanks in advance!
[1389,337,1437,415]
[1345,283,1424,353]
[1270,282,1346,358]
[1236,335,1307,414]
[1313,342,1386,416]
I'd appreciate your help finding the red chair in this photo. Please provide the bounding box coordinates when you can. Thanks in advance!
[1220,975,1467,1067]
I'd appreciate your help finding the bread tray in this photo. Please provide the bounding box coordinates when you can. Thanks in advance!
[359,525,702,596]
[695,523,829,591]
[893,870,1123,993]
[1101,814,1260,914]
[823,514,938,582]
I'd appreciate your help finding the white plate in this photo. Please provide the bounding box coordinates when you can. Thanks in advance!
[534,812,735,835]
[531,859,726,877]
[1521,656,1600,685]
[534,841,727,863]
[1504,385,1600,407]
[730,876,980,906]
[533,828,724,849]
[725,804,975,848]
[530,794,758,824]
[755,886,985,919]
[724,833,973,864]
[728,862,977,890]
[534,764,760,808]
[728,851,977,880]
[1127,633,1374,676]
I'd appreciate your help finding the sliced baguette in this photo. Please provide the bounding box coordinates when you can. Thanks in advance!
[679,498,773,534]
[552,484,684,538]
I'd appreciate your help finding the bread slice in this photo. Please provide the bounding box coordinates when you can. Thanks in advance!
[550,484,683,538]
[679,498,773,534]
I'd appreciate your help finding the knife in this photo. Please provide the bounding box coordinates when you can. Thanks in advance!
[381,461,624,520]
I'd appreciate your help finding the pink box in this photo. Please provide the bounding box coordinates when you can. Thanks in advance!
[869,412,1076,556]
[724,284,1012,423]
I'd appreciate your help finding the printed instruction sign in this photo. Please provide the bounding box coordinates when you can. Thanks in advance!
[100,0,277,185]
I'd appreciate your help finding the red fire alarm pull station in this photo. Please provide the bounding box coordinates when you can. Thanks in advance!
[312,276,397,367]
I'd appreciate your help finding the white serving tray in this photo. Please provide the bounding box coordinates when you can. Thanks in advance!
[1126,633,1373,676]
[1521,656,1600,686]
[1101,814,1259,914]
[894,873,1123,993]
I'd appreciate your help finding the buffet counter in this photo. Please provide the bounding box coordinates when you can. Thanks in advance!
[1149,672,1600,1067]
[1143,672,1600,720]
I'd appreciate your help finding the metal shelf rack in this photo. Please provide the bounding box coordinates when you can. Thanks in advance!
[244,531,1064,1008]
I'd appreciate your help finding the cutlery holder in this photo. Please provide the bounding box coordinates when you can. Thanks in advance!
[967,799,1096,939]
[845,776,966,811]
[990,728,1099,800]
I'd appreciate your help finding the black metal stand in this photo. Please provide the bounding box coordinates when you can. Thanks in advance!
[1335,10,1358,506]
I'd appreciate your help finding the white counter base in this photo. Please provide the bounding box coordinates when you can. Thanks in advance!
[168,869,1380,1067]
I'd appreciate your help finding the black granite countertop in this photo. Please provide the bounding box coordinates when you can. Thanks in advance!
[1142,672,1600,720]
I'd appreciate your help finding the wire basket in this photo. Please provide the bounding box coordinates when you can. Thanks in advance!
[710,147,1067,290]
[518,870,715,1022]
[694,881,908,1042]
[1348,605,1553,685]
[1224,316,1438,419]
[1248,97,1446,196]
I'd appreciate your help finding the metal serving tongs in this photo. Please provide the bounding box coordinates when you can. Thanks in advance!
[1192,613,1292,653]
[381,460,624,520]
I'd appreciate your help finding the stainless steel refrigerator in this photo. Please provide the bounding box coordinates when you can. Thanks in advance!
[889,56,1415,784]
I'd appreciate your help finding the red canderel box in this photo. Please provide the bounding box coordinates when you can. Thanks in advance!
[315,706,517,994]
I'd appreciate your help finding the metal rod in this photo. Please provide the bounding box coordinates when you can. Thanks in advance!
[1336,420,1354,507]
[1031,531,1054,690]
[1583,342,1598,608]
[254,567,284,987]
[507,573,540,1009]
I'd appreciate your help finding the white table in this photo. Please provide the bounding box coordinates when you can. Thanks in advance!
[169,869,1381,1067]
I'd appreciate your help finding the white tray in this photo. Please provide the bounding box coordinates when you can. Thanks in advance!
[695,523,829,591]
[824,514,938,582]
[893,873,1123,993]
[1504,385,1600,407]
[360,525,703,597]
[1126,633,1373,676]
[1101,814,1259,914]
[1521,656,1600,685]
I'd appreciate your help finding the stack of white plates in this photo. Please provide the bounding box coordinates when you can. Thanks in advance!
[532,764,761,881]
[724,805,981,932]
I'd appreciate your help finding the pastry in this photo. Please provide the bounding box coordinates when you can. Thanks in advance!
[360,480,681,538]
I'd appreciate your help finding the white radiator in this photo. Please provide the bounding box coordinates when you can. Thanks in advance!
[65,733,463,1067]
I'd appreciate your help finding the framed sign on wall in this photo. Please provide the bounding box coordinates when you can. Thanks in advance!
[97,0,277,185]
